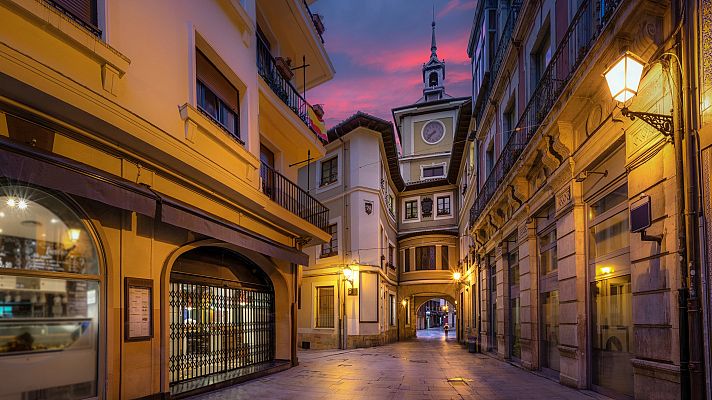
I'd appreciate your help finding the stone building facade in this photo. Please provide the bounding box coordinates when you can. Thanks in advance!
[459,0,707,399]
[0,0,333,398]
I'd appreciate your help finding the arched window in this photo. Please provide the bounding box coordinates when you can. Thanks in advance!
[429,72,439,87]
[0,185,101,399]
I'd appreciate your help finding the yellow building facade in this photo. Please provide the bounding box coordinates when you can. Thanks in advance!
[0,0,333,398]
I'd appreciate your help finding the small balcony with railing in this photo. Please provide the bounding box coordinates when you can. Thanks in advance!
[469,0,623,226]
[256,34,328,146]
[260,161,329,231]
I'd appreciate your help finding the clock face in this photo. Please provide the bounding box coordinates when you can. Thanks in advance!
[422,121,445,144]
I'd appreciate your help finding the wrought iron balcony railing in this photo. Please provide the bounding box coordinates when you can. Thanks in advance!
[256,35,326,144]
[470,0,622,226]
[473,2,521,125]
[260,161,329,231]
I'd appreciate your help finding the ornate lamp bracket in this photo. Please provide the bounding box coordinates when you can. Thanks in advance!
[621,107,673,137]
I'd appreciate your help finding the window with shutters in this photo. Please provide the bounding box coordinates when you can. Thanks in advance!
[316,286,335,328]
[49,0,101,36]
[196,50,240,141]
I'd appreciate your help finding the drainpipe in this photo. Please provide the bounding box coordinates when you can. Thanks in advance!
[681,0,705,397]
[671,0,690,394]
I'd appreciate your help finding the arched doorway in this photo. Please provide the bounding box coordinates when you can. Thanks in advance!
[168,246,275,395]
[414,297,456,340]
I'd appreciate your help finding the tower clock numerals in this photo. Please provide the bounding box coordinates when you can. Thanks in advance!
[422,121,444,144]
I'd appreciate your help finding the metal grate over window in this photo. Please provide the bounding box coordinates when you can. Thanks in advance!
[316,286,335,328]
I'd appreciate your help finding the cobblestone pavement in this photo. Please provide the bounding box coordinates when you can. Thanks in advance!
[190,328,595,400]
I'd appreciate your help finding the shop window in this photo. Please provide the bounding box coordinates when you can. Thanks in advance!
[389,294,396,326]
[316,286,335,328]
[415,246,436,270]
[404,200,418,220]
[320,157,338,186]
[196,50,240,140]
[541,290,560,372]
[0,185,100,399]
[508,242,521,359]
[488,252,497,351]
[320,224,338,258]
[588,183,633,397]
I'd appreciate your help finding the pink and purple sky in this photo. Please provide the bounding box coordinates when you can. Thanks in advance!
[309,0,476,128]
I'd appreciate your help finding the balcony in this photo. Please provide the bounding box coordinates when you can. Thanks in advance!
[473,2,521,124]
[260,161,329,230]
[256,35,327,145]
[470,0,623,226]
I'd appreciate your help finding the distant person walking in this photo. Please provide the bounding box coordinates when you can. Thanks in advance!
[443,323,450,337]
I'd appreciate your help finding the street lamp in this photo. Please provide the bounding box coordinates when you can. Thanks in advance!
[603,51,672,137]
[342,266,355,286]
[452,271,462,282]
[401,299,407,307]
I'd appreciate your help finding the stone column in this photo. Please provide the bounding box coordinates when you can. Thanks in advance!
[519,218,539,370]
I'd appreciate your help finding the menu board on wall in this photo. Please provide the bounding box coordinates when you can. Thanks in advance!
[124,278,153,341]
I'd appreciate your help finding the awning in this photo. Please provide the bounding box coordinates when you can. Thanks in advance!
[0,139,157,218]
[160,195,309,265]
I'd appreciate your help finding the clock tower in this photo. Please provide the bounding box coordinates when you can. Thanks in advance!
[391,16,468,184]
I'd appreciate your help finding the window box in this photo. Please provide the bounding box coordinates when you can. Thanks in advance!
[275,57,294,81]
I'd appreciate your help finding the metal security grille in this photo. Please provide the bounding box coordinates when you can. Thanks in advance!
[168,277,274,390]
[315,286,334,328]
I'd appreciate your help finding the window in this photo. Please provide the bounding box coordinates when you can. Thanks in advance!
[320,157,338,186]
[389,295,396,326]
[405,200,418,220]
[541,290,560,371]
[415,246,436,270]
[508,241,521,359]
[436,196,451,216]
[423,165,445,178]
[388,245,394,267]
[403,249,411,272]
[316,286,335,328]
[387,194,394,215]
[533,27,552,86]
[0,185,101,398]
[503,98,516,145]
[50,0,100,36]
[485,142,494,175]
[321,224,338,257]
[196,50,240,140]
[441,246,449,270]
[539,228,557,275]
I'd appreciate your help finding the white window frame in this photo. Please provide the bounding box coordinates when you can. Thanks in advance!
[402,196,421,223]
[316,149,342,193]
[313,283,337,330]
[433,191,453,220]
[317,217,341,261]
[420,162,447,180]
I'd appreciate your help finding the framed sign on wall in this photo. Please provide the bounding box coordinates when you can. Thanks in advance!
[124,277,153,341]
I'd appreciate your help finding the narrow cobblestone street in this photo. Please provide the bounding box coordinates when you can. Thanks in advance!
[191,329,595,400]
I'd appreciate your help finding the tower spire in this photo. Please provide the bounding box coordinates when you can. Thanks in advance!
[430,5,437,59]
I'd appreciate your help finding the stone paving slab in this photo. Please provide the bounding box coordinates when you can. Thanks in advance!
[190,329,598,400]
